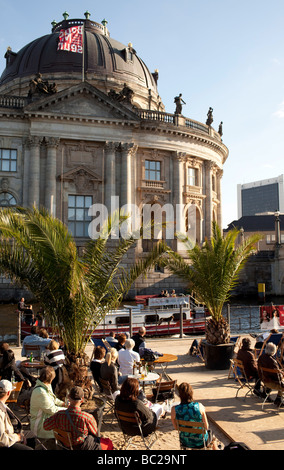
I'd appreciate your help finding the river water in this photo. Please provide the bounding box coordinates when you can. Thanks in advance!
[223,298,284,335]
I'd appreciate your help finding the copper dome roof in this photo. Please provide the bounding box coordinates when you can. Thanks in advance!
[0,16,158,95]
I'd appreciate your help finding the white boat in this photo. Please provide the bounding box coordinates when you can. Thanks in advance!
[91,296,208,338]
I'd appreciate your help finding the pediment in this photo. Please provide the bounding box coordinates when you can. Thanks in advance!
[24,82,140,121]
[60,165,101,181]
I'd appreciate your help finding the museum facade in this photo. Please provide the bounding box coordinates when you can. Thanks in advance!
[0,13,229,297]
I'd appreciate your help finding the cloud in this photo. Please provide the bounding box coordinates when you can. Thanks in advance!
[273,101,284,118]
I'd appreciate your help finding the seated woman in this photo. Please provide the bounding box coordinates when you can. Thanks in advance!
[171,382,214,449]
[90,345,106,392]
[30,366,66,449]
[0,342,35,387]
[100,348,120,398]
[44,339,66,392]
[115,377,164,436]
[118,338,140,383]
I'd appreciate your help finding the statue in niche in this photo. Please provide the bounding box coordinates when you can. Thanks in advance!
[206,107,214,126]
[28,73,57,98]
[174,93,186,115]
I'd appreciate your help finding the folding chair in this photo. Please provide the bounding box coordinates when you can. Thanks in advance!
[230,358,255,398]
[152,377,177,405]
[227,336,241,379]
[258,365,284,411]
[115,409,158,450]
[53,428,74,450]
[99,378,115,423]
[7,381,24,411]
[175,418,208,450]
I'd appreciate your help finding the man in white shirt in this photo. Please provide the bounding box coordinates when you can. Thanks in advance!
[118,338,140,383]
[0,380,34,449]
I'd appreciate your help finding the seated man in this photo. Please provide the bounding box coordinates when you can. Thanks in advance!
[43,386,113,450]
[0,379,34,450]
[237,338,262,396]
[258,342,284,406]
[132,327,146,354]
[21,326,51,359]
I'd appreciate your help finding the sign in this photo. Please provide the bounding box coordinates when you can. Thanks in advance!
[57,26,83,54]
[260,305,284,330]
[148,296,190,308]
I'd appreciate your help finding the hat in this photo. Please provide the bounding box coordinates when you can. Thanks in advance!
[69,386,84,400]
[0,380,14,393]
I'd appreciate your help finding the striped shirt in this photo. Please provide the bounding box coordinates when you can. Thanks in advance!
[44,349,65,370]
[43,405,98,446]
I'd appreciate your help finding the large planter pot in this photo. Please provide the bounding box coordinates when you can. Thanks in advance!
[201,340,235,370]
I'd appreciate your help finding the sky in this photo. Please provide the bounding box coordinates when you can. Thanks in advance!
[0,0,284,229]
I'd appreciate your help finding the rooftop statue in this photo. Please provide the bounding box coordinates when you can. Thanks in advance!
[174,93,186,115]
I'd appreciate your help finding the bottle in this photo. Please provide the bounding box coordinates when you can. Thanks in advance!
[11,371,15,385]
[133,361,136,375]
[29,352,33,363]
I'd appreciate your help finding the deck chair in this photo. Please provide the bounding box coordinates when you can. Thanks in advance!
[258,365,284,411]
[102,338,112,351]
[258,333,283,357]
[229,359,255,398]
[23,344,41,359]
[175,419,208,450]
[115,409,158,450]
[53,428,73,450]
[90,338,109,360]
[99,378,115,423]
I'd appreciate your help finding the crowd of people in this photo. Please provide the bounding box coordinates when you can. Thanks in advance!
[236,333,284,407]
[3,304,284,451]
[0,317,217,451]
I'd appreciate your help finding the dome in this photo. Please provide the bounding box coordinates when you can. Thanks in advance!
[0,15,161,109]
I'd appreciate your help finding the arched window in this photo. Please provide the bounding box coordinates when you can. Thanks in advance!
[0,192,17,207]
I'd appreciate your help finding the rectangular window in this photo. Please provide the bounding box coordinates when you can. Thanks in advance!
[68,195,92,237]
[145,160,161,181]
[0,149,17,172]
[187,167,197,186]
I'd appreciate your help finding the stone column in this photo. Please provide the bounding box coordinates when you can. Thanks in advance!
[174,152,186,234]
[28,136,42,208]
[204,160,214,238]
[216,168,223,230]
[22,138,31,207]
[104,142,117,214]
[45,137,60,215]
[120,143,137,208]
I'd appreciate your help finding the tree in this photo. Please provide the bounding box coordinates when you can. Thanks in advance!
[0,207,168,356]
[164,222,261,345]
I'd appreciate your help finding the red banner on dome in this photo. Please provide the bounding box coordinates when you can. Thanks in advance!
[57,26,83,54]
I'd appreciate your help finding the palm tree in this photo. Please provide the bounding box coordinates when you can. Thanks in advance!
[0,207,168,356]
[164,222,261,345]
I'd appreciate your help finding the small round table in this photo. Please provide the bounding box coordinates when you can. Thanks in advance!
[152,354,178,379]
[20,360,45,377]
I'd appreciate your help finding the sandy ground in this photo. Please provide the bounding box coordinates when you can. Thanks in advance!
[0,304,231,451]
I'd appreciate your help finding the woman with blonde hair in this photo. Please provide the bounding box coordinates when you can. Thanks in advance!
[100,348,120,398]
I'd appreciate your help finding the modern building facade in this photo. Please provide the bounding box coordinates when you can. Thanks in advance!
[237,175,284,218]
[0,12,229,298]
